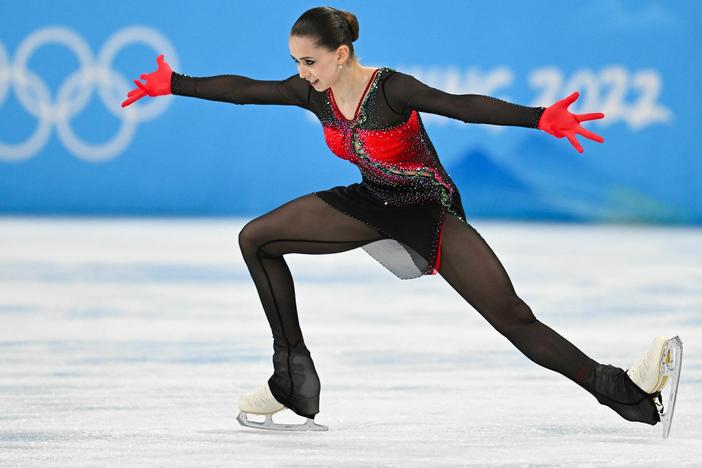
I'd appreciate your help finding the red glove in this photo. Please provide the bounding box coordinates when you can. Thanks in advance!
[121,54,173,108]
[538,91,605,154]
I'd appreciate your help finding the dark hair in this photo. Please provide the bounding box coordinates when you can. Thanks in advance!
[290,6,360,60]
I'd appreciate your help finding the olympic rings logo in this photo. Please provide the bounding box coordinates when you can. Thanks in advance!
[0,26,179,163]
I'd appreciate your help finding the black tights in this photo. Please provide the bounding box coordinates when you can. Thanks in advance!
[238,193,599,419]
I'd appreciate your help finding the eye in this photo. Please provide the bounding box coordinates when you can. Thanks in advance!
[292,59,315,66]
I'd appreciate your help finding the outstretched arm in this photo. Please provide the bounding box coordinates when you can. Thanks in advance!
[121,54,312,110]
[170,72,311,108]
[383,70,605,153]
[383,71,545,128]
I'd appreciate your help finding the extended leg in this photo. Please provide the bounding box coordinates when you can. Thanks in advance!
[238,193,385,419]
[437,213,599,389]
[437,213,661,425]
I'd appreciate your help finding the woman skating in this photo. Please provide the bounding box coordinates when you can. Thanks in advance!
[121,6,682,435]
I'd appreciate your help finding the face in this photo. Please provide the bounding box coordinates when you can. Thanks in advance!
[289,35,348,91]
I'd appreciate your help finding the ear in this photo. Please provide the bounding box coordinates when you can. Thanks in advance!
[336,44,350,64]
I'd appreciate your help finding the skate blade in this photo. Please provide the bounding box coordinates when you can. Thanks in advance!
[237,411,328,432]
[656,349,670,392]
[651,337,671,393]
[658,336,683,439]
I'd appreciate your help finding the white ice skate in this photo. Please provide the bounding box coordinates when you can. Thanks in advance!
[626,335,683,439]
[236,383,328,432]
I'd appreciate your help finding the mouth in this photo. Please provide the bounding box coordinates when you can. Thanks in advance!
[309,78,320,86]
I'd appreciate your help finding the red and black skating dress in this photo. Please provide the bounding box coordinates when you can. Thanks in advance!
[171,67,544,279]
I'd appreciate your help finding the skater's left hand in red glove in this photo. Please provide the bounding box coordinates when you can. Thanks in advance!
[538,91,605,154]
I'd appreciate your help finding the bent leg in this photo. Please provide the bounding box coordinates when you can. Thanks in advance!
[437,213,599,392]
[238,193,385,418]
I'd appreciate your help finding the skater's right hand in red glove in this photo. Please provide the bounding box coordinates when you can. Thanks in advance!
[121,54,173,108]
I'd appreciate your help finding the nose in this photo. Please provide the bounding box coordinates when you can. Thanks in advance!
[297,63,309,79]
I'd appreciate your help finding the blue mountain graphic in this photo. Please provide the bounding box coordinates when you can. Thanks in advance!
[446,147,583,221]
[501,134,686,223]
[507,134,612,199]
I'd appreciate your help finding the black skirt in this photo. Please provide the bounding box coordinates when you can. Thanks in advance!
[314,181,467,280]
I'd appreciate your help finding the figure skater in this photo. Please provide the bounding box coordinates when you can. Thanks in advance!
[121,6,682,435]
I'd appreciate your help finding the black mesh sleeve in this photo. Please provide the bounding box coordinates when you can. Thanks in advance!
[170,71,312,110]
[383,71,545,128]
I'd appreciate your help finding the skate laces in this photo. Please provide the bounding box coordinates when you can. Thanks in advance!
[253,388,266,408]
[244,385,270,409]
[628,347,654,386]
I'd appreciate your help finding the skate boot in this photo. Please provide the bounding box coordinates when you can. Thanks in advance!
[626,335,683,438]
[237,341,327,431]
[626,336,671,394]
[238,383,284,415]
[236,382,327,431]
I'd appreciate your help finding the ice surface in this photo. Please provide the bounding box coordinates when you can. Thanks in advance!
[1,217,701,467]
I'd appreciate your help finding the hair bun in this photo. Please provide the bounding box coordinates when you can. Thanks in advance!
[341,11,359,42]
[290,7,361,58]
